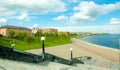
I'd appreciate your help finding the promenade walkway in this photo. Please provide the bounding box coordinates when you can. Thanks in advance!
[71,38,119,62]
[0,38,119,70]
[26,38,120,70]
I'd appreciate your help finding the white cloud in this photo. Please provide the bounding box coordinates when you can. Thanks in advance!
[7,12,37,21]
[0,0,66,16]
[33,24,39,28]
[110,18,120,25]
[69,1,120,24]
[53,15,68,23]
[17,13,28,20]
[0,18,7,24]
[53,25,120,34]
[15,13,31,21]
[53,15,68,21]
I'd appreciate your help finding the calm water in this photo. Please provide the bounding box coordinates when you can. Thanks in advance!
[80,34,120,49]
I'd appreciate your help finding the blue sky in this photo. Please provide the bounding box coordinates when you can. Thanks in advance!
[0,0,120,33]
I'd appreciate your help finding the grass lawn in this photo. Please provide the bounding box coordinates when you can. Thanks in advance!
[0,37,71,50]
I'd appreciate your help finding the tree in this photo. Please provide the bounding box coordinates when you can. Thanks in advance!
[34,31,42,37]
[8,30,15,37]
[15,31,28,40]
[44,32,49,36]
[52,32,58,37]
[59,32,70,40]
[24,36,34,43]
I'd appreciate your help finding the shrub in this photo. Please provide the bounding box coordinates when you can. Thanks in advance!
[24,36,34,43]
[8,30,15,37]
[0,34,3,37]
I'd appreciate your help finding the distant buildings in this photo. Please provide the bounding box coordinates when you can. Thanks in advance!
[0,25,72,37]
[32,27,58,34]
[40,28,58,33]
[58,31,70,36]
[0,25,31,37]
[0,25,58,37]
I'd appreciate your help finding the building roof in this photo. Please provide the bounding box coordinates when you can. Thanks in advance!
[0,25,31,30]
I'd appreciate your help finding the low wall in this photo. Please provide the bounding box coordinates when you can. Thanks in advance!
[0,45,84,65]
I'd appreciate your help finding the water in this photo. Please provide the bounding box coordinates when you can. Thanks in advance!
[80,34,120,49]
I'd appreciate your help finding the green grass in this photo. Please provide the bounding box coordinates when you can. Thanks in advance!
[0,37,71,50]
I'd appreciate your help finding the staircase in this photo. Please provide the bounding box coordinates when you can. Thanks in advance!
[1,58,119,70]
[0,45,119,70]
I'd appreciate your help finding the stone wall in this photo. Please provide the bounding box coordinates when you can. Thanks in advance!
[0,45,84,65]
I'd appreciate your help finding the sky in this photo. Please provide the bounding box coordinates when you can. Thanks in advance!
[0,0,120,33]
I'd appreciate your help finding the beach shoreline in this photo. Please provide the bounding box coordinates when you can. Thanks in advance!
[72,38,119,62]
[26,38,119,63]
[0,38,119,70]
[78,39,119,52]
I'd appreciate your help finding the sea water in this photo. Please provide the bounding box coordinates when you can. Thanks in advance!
[80,34,120,50]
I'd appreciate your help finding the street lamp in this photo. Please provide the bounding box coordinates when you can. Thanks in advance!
[10,41,15,49]
[70,48,73,59]
[69,48,73,64]
[41,36,45,54]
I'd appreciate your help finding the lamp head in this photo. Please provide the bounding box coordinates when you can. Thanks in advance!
[70,48,73,51]
[41,36,45,41]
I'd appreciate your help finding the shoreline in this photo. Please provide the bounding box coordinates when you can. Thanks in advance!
[0,38,119,70]
[71,38,119,62]
[78,39,119,52]
[78,34,120,51]
[26,38,119,63]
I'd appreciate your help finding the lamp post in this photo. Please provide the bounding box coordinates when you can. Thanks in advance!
[70,48,73,59]
[41,36,45,54]
[11,41,15,49]
[69,48,73,64]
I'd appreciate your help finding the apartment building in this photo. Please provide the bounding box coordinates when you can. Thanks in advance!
[32,27,58,34]
[0,25,31,36]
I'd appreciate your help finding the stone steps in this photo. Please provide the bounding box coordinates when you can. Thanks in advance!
[0,58,119,70]
[80,58,119,70]
[0,59,98,70]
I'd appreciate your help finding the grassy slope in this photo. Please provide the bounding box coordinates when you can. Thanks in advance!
[0,37,70,50]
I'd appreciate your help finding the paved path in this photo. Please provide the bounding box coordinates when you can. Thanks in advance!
[71,38,119,62]
[26,38,120,69]
[26,38,119,62]
[0,38,119,70]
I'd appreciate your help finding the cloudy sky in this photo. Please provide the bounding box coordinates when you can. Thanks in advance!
[0,0,120,33]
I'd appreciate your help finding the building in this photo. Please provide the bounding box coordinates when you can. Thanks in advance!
[0,25,31,37]
[32,27,58,34]
[39,28,58,33]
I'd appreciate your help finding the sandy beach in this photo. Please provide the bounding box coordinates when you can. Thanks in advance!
[26,38,120,63]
